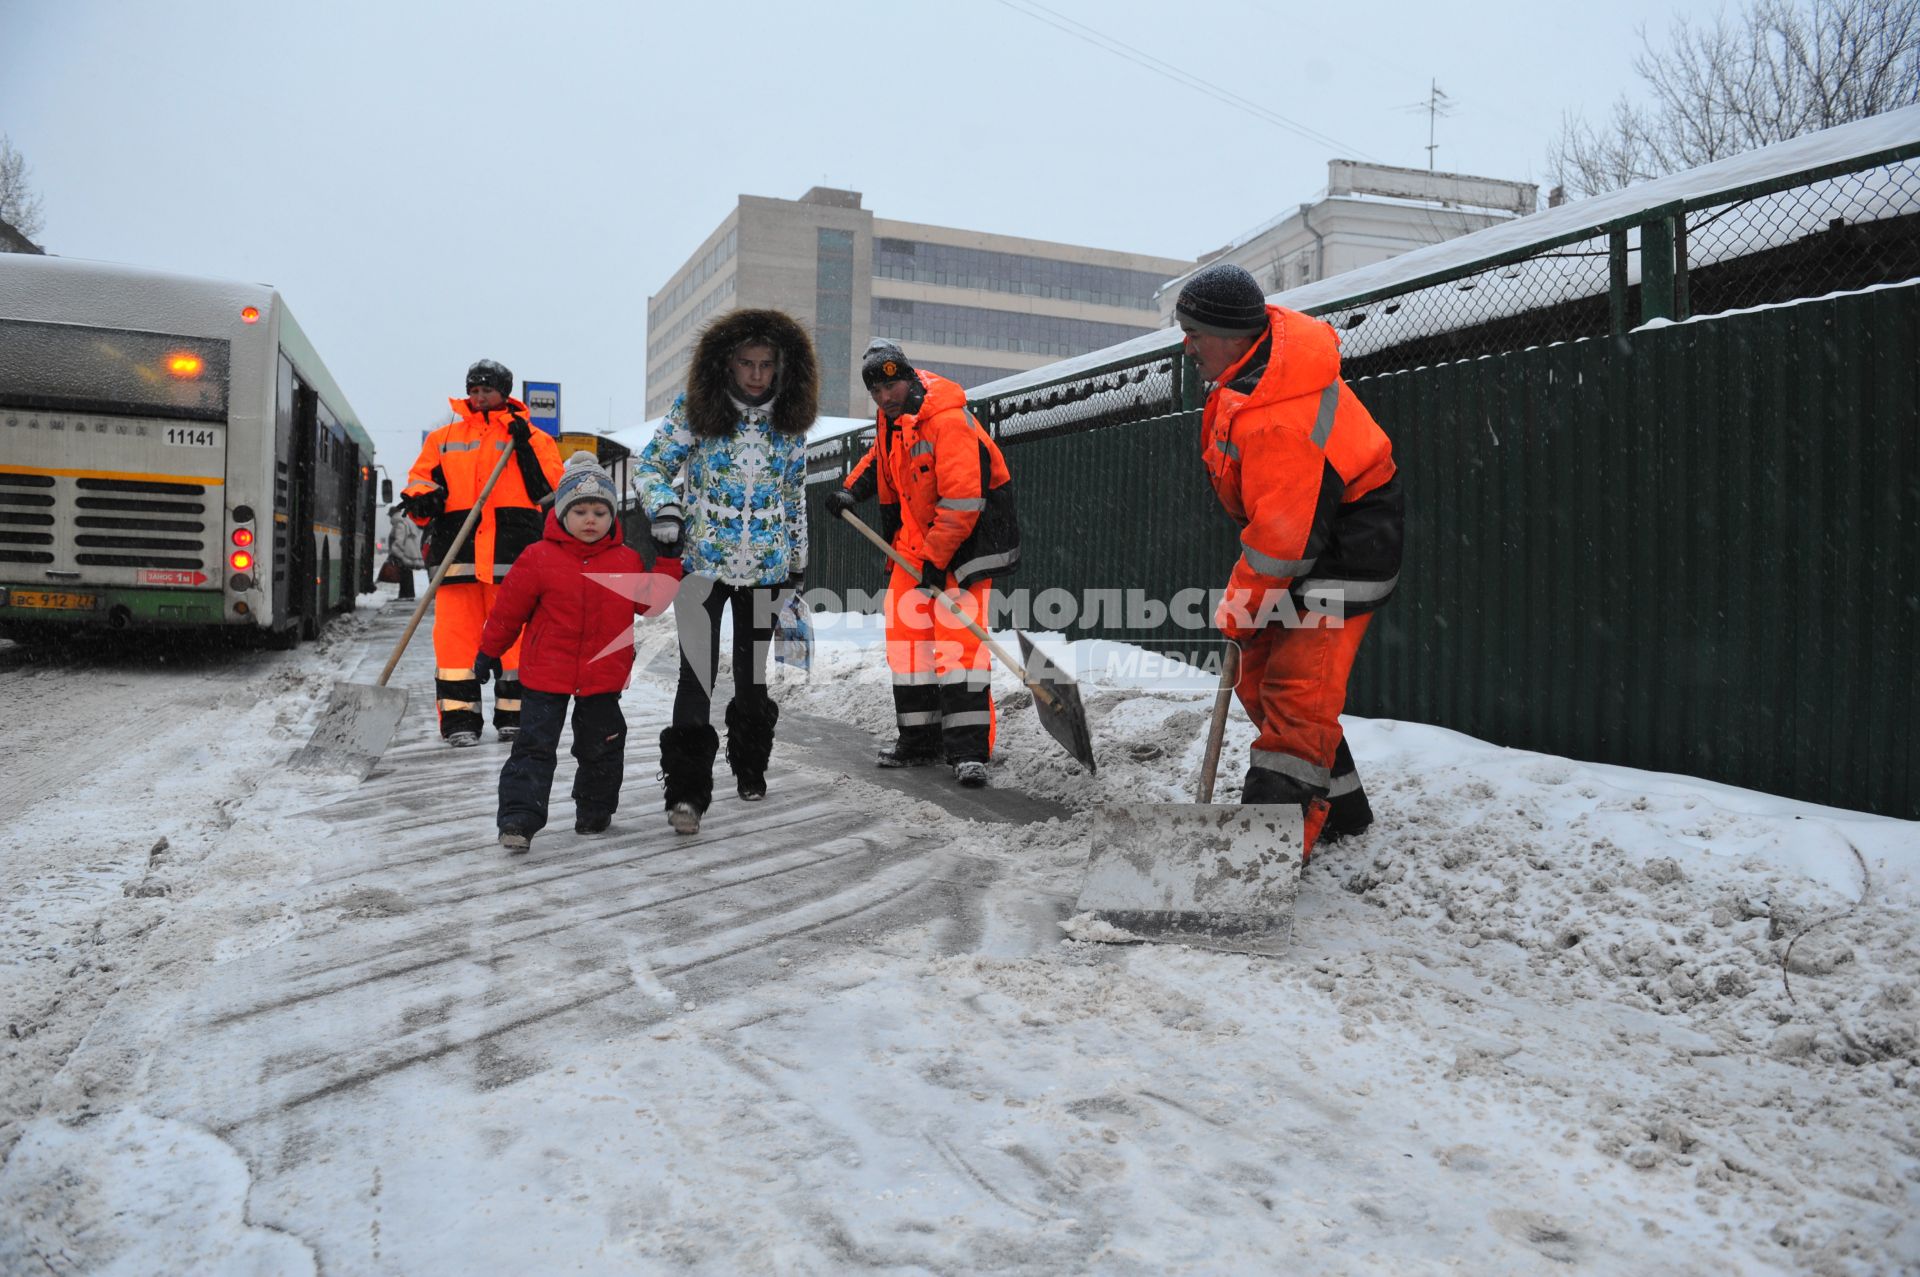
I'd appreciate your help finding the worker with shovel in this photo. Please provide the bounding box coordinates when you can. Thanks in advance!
[1177,263,1404,858]
[400,359,565,747]
[825,340,1020,789]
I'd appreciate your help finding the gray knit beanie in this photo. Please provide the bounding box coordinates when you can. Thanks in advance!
[1175,263,1269,336]
[555,451,617,522]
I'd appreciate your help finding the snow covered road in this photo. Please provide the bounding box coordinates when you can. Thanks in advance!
[1,594,1916,1274]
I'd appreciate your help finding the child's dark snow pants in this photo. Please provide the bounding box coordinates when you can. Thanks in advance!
[497,688,626,834]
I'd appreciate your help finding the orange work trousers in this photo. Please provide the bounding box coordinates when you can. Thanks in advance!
[883,563,995,761]
[1235,612,1372,856]
[431,581,525,738]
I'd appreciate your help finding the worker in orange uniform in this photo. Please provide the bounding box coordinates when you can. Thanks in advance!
[1176,263,1404,857]
[401,359,565,746]
[824,340,1020,789]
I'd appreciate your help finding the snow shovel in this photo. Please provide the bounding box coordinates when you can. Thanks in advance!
[1074,644,1304,954]
[837,510,1095,773]
[290,443,516,779]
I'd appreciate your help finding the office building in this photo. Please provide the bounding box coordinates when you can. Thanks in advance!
[646,188,1192,418]
[1158,160,1538,320]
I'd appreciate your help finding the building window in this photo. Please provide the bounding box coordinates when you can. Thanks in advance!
[649,225,738,328]
[914,360,1027,390]
[816,228,856,414]
[873,239,1169,310]
[870,298,1153,358]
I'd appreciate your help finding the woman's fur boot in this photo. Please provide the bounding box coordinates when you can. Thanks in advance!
[725,697,779,801]
[659,724,719,834]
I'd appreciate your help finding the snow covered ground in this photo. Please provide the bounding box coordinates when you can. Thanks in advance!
[1,596,1915,1275]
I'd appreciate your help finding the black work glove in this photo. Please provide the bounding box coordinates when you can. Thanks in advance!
[472,652,503,685]
[405,488,446,519]
[914,558,945,594]
[508,415,532,445]
[824,488,857,520]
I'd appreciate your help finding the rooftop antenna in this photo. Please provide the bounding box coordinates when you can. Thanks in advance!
[1399,79,1455,171]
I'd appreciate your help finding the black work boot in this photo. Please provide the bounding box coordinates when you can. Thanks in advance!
[659,725,719,835]
[1321,740,1373,841]
[1321,787,1374,842]
[876,727,942,768]
[1241,765,1331,862]
[724,697,779,801]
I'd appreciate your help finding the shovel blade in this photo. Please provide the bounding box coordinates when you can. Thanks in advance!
[287,681,409,780]
[1015,632,1096,773]
[1078,803,1303,953]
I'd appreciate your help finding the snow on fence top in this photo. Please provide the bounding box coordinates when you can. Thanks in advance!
[968,105,1920,420]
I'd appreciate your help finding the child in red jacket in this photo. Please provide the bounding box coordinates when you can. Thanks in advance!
[474,452,680,853]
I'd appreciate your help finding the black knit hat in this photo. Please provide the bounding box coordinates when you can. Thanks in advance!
[1174,264,1269,336]
[860,338,917,389]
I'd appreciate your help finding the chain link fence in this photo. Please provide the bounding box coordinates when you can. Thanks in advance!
[1680,159,1920,318]
[966,138,1920,437]
[977,354,1178,441]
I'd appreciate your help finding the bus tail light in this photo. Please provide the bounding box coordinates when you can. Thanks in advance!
[232,527,254,547]
[230,549,253,572]
[241,306,259,324]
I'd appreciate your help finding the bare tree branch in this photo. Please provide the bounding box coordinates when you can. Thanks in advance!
[1549,0,1920,199]
[0,134,46,239]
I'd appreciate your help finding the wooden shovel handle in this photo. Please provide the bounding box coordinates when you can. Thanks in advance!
[375,442,518,688]
[838,509,1057,708]
[1196,642,1240,804]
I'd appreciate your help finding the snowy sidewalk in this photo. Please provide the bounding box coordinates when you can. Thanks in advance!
[2,595,1916,1274]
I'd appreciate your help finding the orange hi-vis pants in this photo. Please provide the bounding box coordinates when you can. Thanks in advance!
[431,581,524,739]
[883,562,995,762]
[1235,611,1373,857]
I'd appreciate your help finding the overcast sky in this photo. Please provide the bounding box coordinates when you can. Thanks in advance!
[4,0,1717,470]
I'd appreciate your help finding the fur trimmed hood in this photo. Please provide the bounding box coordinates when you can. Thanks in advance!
[686,308,819,439]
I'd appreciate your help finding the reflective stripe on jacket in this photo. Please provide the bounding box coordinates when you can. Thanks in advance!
[843,371,1019,587]
[403,396,564,584]
[1202,305,1402,626]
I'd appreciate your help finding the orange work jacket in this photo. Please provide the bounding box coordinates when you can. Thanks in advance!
[1202,306,1403,630]
[403,396,564,584]
[844,371,1019,586]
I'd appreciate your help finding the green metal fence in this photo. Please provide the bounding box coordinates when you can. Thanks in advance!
[807,283,1918,819]
[802,119,1920,818]
[1347,282,1917,819]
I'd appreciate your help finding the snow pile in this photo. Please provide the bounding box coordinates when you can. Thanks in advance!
[1,599,1915,1273]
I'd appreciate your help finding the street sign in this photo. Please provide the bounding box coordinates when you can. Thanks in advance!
[524,381,561,437]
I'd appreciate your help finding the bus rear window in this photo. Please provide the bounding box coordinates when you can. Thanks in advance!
[0,319,231,421]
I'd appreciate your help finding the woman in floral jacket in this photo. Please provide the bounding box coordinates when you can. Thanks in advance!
[636,308,815,835]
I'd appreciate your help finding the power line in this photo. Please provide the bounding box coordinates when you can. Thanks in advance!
[994,0,1375,159]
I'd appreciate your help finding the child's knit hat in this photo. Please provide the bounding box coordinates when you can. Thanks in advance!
[555,451,617,521]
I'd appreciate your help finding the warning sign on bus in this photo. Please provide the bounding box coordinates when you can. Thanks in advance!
[137,569,209,587]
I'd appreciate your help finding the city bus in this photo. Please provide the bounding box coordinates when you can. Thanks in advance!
[0,253,378,646]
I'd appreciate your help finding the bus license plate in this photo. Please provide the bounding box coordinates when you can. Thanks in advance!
[10,590,97,610]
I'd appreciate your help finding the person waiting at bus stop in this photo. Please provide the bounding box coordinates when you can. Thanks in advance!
[401,359,564,747]
[824,340,1020,789]
[1177,262,1404,859]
